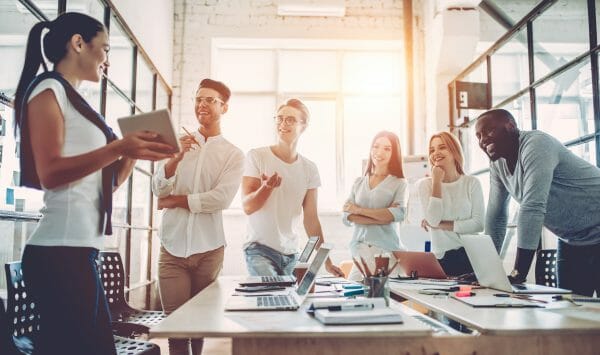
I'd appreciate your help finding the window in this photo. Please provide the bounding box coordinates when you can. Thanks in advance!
[212,39,405,211]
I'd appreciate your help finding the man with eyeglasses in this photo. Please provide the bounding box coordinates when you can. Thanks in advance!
[152,79,244,355]
[476,108,600,297]
[241,98,344,278]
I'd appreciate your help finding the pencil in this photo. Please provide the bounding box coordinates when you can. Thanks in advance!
[181,127,201,146]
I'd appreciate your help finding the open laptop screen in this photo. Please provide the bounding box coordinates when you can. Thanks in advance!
[296,245,331,296]
[298,236,319,263]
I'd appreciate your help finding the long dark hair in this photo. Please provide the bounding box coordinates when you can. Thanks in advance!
[365,131,405,178]
[14,12,105,135]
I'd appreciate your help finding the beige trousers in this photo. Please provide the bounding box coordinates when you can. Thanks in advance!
[158,245,224,355]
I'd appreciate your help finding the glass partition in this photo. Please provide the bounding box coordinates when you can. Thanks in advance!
[532,0,589,80]
[535,60,593,143]
[490,28,529,106]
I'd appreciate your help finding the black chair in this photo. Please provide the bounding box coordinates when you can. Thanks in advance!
[97,252,166,336]
[4,261,160,355]
[535,249,558,287]
[1,297,22,355]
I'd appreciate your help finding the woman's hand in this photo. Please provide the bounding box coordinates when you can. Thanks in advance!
[117,131,176,161]
[343,202,362,215]
[431,165,445,183]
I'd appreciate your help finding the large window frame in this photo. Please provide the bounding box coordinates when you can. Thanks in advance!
[448,0,599,254]
[0,0,172,309]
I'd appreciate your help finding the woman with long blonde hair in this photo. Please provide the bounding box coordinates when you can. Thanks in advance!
[418,132,484,276]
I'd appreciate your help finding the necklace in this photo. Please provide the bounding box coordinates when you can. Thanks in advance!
[371,173,388,178]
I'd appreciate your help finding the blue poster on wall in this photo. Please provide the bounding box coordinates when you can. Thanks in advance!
[6,187,14,205]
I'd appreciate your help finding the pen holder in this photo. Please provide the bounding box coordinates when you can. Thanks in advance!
[364,276,390,306]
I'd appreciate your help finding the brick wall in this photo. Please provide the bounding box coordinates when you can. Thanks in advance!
[172,0,404,125]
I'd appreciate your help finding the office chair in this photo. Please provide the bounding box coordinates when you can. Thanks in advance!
[97,252,166,336]
[535,249,558,287]
[0,296,22,355]
[4,261,161,355]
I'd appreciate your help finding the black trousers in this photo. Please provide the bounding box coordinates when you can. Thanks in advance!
[22,245,116,355]
[437,247,474,277]
[557,240,600,297]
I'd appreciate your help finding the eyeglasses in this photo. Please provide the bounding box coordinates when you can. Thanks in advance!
[194,96,224,105]
[274,115,304,125]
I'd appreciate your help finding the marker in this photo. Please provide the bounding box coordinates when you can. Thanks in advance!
[181,127,201,147]
[328,303,375,312]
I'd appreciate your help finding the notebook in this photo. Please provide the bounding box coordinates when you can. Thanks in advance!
[225,244,331,311]
[461,234,571,294]
[392,251,448,279]
[314,307,403,325]
[239,236,320,287]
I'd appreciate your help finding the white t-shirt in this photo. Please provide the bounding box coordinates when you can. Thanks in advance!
[417,175,485,258]
[244,147,321,255]
[26,78,106,249]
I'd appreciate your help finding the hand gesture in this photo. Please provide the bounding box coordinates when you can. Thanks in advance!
[431,165,445,182]
[420,219,432,231]
[326,262,345,278]
[261,172,282,190]
[173,135,198,161]
[118,131,176,161]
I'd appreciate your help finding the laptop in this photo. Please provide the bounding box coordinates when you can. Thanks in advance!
[239,236,320,286]
[225,244,331,311]
[392,251,448,279]
[461,234,571,294]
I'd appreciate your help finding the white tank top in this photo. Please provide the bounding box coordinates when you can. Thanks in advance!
[26,78,106,249]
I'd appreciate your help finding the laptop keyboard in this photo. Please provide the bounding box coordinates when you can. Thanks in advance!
[260,276,287,282]
[256,295,298,308]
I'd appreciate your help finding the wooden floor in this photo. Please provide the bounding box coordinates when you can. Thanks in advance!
[152,337,232,355]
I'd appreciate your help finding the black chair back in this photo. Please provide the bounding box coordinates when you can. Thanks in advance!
[98,252,133,315]
[535,249,558,287]
[4,261,37,354]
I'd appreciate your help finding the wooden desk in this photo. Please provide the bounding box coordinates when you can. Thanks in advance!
[390,281,600,354]
[150,276,433,355]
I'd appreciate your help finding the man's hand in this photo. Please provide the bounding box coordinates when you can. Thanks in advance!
[325,259,345,278]
[157,195,189,210]
[261,172,281,190]
[507,269,527,284]
[173,135,198,160]
[420,219,432,231]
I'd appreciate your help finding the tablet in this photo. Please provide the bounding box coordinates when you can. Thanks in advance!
[117,109,181,153]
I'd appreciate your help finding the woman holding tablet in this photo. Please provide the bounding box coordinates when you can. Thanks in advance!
[418,132,484,277]
[342,131,408,281]
[14,13,174,354]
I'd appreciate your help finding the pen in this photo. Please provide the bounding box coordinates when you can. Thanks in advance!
[327,303,375,311]
[181,127,201,147]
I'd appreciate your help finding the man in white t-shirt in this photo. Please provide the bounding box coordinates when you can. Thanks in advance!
[241,99,343,277]
[152,79,244,355]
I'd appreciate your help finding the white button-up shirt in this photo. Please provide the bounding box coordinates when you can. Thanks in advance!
[152,133,244,257]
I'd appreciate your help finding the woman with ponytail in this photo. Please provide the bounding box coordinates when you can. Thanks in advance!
[14,13,175,354]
